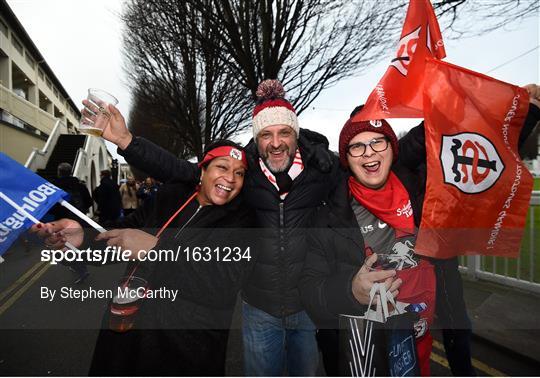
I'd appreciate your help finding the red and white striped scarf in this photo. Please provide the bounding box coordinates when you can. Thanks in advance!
[259,149,304,199]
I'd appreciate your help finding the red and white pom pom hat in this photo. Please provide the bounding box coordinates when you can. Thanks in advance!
[252,79,299,138]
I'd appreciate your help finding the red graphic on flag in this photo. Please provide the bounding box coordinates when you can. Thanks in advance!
[353,0,446,122]
[415,59,533,258]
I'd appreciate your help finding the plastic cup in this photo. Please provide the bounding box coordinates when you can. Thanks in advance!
[78,88,118,137]
[109,276,147,333]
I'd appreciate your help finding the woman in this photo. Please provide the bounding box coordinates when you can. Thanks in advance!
[32,137,255,376]
[118,176,138,216]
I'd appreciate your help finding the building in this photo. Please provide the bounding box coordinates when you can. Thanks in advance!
[0,0,113,199]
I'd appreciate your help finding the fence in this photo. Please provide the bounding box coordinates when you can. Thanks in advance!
[459,190,540,294]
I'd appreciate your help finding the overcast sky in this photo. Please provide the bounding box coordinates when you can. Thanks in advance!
[6,0,539,159]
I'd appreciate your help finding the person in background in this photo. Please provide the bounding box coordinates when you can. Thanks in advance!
[136,177,159,205]
[49,162,93,284]
[119,176,138,216]
[93,170,122,223]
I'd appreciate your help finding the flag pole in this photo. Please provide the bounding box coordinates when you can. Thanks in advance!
[59,200,106,233]
[0,191,85,252]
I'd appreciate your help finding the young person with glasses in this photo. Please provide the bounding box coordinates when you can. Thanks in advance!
[300,88,540,376]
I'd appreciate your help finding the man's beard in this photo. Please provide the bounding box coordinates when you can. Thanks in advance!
[259,143,297,173]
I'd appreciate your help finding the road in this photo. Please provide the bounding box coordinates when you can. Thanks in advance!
[1,242,539,376]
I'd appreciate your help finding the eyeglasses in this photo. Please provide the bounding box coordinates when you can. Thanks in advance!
[347,137,389,157]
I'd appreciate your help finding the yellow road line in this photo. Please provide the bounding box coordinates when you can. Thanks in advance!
[0,261,46,302]
[471,357,507,377]
[432,339,507,377]
[432,340,445,351]
[0,262,51,316]
[430,350,450,368]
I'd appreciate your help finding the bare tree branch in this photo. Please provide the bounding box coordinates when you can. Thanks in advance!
[121,0,538,158]
[122,0,251,159]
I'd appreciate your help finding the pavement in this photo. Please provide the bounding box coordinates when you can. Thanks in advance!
[461,276,540,364]
[1,240,540,376]
[222,276,540,376]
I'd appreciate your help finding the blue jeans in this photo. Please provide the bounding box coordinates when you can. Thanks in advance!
[242,302,319,376]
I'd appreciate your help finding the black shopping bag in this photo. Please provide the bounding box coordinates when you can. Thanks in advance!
[338,314,389,377]
[339,283,420,377]
[385,311,420,376]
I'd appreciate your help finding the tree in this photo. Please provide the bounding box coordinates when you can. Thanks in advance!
[182,0,538,113]
[128,85,192,160]
[122,0,538,158]
[122,1,252,160]
[184,0,402,114]
[432,0,539,36]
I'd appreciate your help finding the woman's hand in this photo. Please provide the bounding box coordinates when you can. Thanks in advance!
[95,229,158,259]
[351,253,402,305]
[29,219,84,250]
[81,101,133,150]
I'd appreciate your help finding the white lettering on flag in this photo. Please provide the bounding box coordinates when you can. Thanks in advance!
[0,183,58,243]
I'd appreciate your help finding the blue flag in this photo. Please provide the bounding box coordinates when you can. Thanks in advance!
[0,152,68,256]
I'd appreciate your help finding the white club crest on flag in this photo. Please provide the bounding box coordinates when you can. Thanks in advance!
[440,133,505,194]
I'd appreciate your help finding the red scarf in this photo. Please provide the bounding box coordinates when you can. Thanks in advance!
[350,172,435,377]
[348,172,415,237]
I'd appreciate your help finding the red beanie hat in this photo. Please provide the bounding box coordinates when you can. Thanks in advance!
[338,106,399,168]
[252,80,299,138]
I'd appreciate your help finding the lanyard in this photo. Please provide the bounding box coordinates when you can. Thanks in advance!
[156,191,198,237]
[124,191,199,284]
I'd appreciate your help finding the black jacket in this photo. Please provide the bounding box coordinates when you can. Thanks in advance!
[49,176,92,220]
[118,129,341,317]
[93,176,122,222]
[89,182,256,376]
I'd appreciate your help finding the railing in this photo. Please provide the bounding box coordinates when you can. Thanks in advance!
[24,119,67,170]
[72,134,101,218]
[460,190,540,294]
[72,135,90,182]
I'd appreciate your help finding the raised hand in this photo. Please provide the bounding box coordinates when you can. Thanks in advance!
[524,84,540,108]
[81,100,133,150]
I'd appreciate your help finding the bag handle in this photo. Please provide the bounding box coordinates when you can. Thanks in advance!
[365,282,403,322]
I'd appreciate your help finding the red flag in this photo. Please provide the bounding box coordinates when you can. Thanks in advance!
[415,59,533,259]
[352,0,445,122]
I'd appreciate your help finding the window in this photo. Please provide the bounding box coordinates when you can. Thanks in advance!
[46,78,52,89]
[25,53,35,68]
[0,19,7,37]
[53,88,59,99]
[38,69,44,80]
[11,34,23,54]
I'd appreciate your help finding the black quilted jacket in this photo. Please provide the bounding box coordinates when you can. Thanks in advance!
[118,128,341,317]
